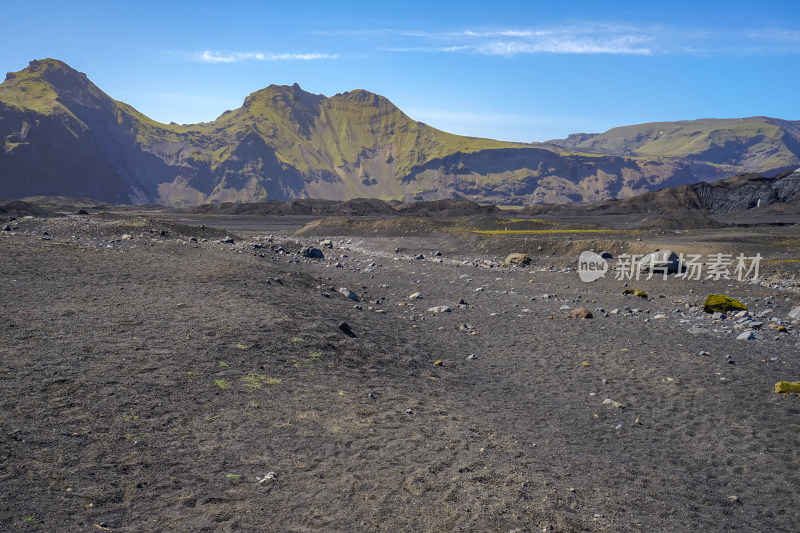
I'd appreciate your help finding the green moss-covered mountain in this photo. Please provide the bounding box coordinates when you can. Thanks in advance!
[1,59,797,205]
[547,117,800,181]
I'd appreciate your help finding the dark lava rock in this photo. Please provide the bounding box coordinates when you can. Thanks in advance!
[302,247,324,259]
[338,321,356,337]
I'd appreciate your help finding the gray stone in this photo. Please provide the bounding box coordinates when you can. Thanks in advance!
[737,331,757,340]
[338,288,359,302]
[427,306,451,313]
[788,307,800,320]
[637,249,682,275]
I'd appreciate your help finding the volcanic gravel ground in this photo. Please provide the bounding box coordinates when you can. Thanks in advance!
[1,214,800,532]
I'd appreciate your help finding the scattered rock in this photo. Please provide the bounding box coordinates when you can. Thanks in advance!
[788,307,800,320]
[2,224,10,231]
[602,398,624,408]
[338,288,359,302]
[466,353,476,360]
[777,325,788,333]
[301,246,324,259]
[120,234,132,240]
[257,472,277,484]
[433,360,443,366]
[774,381,800,393]
[77,209,89,215]
[409,292,423,300]
[338,322,356,337]
[503,253,531,266]
[320,239,333,248]
[736,331,757,340]
[568,307,593,319]
[427,306,451,313]
[704,295,746,314]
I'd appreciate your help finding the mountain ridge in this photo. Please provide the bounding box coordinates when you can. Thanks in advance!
[1,58,798,206]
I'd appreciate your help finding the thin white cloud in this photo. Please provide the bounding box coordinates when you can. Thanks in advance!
[322,21,800,57]
[196,51,339,63]
[477,36,652,56]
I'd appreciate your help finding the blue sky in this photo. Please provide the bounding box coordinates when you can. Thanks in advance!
[2,0,799,142]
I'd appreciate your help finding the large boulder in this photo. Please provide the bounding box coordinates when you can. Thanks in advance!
[638,250,682,275]
[301,246,324,259]
[704,294,747,314]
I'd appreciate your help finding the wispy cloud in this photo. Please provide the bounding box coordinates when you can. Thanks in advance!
[196,51,339,63]
[476,36,652,56]
[318,22,800,57]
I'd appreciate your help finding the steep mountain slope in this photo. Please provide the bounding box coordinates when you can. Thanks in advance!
[2,59,794,206]
[0,59,525,205]
[547,117,800,181]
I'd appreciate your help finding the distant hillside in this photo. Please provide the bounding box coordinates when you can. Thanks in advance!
[1,59,797,206]
[546,117,800,181]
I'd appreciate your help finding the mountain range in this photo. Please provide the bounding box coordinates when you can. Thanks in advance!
[1,59,798,206]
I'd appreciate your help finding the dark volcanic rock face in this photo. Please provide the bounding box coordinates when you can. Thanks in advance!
[591,169,800,215]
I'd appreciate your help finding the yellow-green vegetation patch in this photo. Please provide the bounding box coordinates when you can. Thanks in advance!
[703,294,746,314]
[213,379,228,389]
[242,371,268,388]
[623,289,648,298]
[774,381,800,394]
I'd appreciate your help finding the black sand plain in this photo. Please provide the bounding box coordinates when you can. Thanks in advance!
[1,202,799,532]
